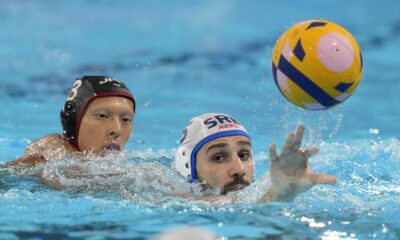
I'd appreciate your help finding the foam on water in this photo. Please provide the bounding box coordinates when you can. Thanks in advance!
[1,115,399,238]
[2,138,398,238]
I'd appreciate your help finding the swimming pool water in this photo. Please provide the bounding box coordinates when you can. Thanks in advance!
[1,1,399,239]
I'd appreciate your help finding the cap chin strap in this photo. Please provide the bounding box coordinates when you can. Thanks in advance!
[188,130,250,183]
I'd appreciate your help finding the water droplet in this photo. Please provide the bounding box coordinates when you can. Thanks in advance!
[369,128,380,135]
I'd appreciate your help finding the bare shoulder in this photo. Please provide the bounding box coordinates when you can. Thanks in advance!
[25,134,75,155]
[29,134,64,145]
[4,134,76,168]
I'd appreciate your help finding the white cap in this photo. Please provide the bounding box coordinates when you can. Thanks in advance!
[175,113,250,182]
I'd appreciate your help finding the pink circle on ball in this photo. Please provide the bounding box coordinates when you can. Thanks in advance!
[317,33,354,72]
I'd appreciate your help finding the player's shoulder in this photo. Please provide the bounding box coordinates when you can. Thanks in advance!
[25,134,65,154]
[34,134,64,146]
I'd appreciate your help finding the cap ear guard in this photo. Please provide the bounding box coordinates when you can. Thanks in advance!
[174,125,192,180]
[175,145,192,180]
[60,101,77,145]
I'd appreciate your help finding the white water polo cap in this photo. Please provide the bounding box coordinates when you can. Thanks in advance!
[175,113,250,182]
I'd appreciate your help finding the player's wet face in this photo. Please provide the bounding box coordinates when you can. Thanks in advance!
[78,96,134,155]
[196,135,254,194]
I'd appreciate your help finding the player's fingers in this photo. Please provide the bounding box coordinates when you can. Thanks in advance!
[292,125,304,151]
[310,173,337,185]
[303,146,319,158]
[269,143,279,162]
[282,133,294,156]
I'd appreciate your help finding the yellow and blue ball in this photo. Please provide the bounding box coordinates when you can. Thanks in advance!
[272,20,363,110]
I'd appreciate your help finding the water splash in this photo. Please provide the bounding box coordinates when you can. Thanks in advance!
[1,138,399,239]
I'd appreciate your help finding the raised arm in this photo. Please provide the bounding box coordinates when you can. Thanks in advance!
[258,125,336,203]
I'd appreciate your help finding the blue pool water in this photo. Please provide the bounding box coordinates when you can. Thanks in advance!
[1,1,399,239]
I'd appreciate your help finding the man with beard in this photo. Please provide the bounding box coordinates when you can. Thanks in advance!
[175,113,337,202]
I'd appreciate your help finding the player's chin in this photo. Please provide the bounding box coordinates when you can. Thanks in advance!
[220,183,249,195]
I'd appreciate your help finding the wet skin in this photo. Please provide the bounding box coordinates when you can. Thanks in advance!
[196,135,254,194]
[78,96,134,155]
